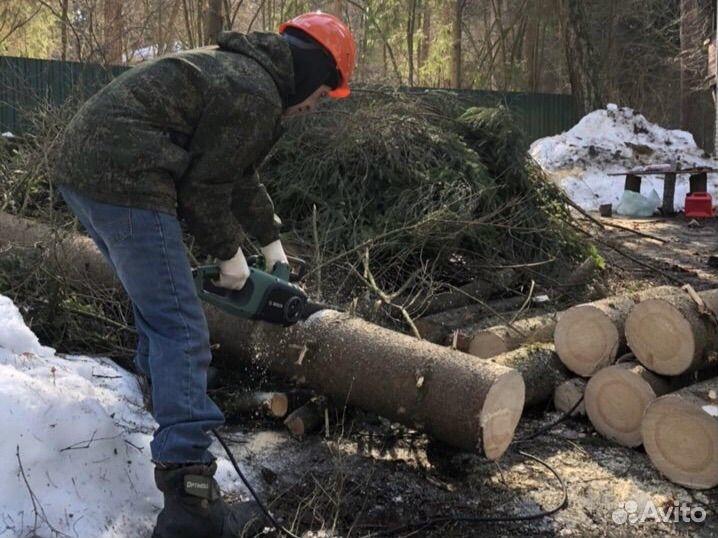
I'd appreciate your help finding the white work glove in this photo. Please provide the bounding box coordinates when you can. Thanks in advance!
[261,240,288,272]
[216,247,250,290]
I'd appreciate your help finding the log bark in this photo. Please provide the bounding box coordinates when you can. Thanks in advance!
[486,344,570,407]
[415,296,526,343]
[553,378,586,416]
[626,289,718,375]
[248,312,524,458]
[553,286,682,376]
[220,391,289,418]
[585,361,672,447]
[0,211,525,458]
[0,211,117,287]
[641,378,718,489]
[284,397,326,436]
[468,312,558,358]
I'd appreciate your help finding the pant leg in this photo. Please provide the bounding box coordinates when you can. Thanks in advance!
[60,187,152,380]
[58,186,225,463]
[132,305,151,378]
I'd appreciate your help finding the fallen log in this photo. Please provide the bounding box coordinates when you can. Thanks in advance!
[220,391,289,418]
[0,211,117,286]
[1,211,525,458]
[415,270,516,316]
[625,289,718,375]
[553,286,681,376]
[468,313,558,358]
[553,378,586,416]
[415,296,527,343]
[247,312,524,458]
[641,378,718,489]
[486,344,569,407]
[284,397,326,436]
[585,362,672,447]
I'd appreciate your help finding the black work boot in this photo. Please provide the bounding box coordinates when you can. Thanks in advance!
[152,462,266,538]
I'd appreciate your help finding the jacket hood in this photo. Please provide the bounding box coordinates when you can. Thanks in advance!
[216,31,294,103]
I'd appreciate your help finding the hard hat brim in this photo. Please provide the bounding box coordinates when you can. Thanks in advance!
[329,84,350,99]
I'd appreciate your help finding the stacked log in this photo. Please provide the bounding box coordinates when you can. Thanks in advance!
[414,296,526,343]
[625,289,718,375]
[553,378,586,416]
[553,286,681,376]
[641,378,718,489]
[584,362,672,446]
[468,313,558,358]
[486,344,569,407]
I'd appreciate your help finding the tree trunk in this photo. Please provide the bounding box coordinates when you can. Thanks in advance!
[585,361,672,447]
[486,344,569,408]
[204,0,223,45]
[103,0,124,64]
[406,0,418,86]
[60,0,69,61]
[0,211,525,458]
[468,312,558,358]
[415,296,526,343]
[680,0,707,148]
[553,378,586,416]
[553,285,681,376]
[450,0,464,88]
[418,0,432,79]
[558,0,604,115]
[625,289,718,375]
[641,377,718,489]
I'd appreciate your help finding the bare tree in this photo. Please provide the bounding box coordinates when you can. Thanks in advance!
[558,0,604,115]
[450,0,466,88]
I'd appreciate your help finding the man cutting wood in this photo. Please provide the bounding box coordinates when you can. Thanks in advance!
[52,12,355,538]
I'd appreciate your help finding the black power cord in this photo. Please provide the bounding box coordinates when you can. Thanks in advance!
[214,404,575,538]
[213,429,303,538]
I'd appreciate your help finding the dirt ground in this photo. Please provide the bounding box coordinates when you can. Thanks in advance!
[218,212,718,538]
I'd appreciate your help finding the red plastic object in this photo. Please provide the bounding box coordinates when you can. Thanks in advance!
[684,192,714,218]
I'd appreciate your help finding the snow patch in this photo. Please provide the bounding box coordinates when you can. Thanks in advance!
[530,105,717,211]
[0,294,264,538]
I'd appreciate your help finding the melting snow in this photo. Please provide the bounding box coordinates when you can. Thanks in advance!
[530,104,717,211]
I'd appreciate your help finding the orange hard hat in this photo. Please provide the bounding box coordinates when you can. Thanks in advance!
[279,12,356,99]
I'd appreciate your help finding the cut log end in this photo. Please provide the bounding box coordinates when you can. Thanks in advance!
[480,370,525,460]
[625,299,696,376]
[554,305,619,376]
[267,393,289,417]
[469,333,509,358]
[585,364,666,447]
[642,394,718,489]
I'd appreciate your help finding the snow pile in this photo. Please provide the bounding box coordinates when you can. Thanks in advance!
[530,104,717,211]
[0,295,251,538]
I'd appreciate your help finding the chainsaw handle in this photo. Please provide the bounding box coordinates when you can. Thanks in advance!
[245,255,305,282]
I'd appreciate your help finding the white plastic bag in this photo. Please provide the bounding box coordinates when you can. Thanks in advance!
[616,189,661,217]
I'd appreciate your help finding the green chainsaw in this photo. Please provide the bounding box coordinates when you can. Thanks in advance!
[192,255,329,326]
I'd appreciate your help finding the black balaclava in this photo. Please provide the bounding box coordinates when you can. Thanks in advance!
[282,27,339,108]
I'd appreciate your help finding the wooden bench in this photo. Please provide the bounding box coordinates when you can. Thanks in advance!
[607,166,716,215]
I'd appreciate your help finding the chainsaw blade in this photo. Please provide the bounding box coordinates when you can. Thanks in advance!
[300,301,334,320]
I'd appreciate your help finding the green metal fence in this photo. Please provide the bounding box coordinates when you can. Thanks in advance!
[0,55,128,134]
[0,55,578,142]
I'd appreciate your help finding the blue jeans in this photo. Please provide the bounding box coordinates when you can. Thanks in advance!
[59,185,225,463]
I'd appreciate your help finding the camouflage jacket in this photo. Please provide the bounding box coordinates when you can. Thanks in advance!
[54,32,293,260]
